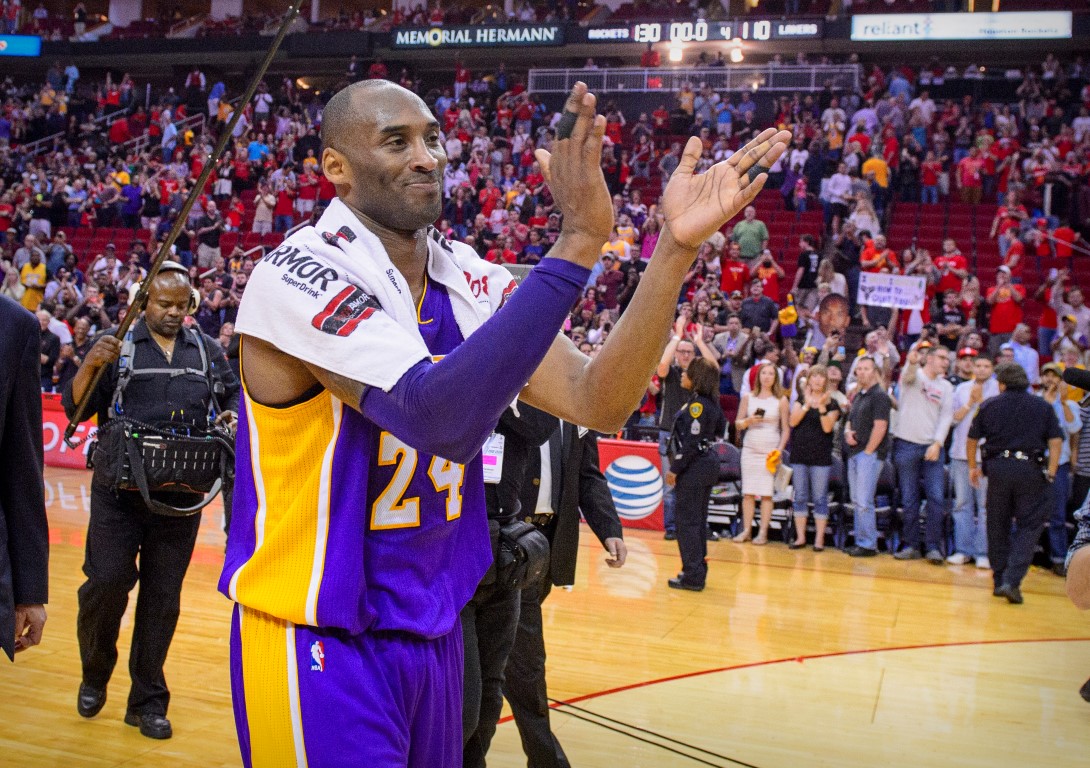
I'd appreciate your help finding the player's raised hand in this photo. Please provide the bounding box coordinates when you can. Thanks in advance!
[534,83,614,261]
[660,128,791,250]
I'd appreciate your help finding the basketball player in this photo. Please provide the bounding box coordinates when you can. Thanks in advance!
[220,79,789,766]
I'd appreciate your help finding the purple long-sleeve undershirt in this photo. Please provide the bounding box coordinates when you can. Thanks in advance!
[360,257,590,464]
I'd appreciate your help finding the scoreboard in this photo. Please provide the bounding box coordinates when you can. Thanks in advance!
[585,19,824,45]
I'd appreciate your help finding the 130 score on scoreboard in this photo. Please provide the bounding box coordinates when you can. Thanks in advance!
[629,19,821,44]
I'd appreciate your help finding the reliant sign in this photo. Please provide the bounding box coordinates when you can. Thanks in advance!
[392,25,565,49]
[851,11,1072,41]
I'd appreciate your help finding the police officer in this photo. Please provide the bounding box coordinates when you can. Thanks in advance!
[62,263,239,739]
[666,357,727,591]
[967,362,1063,605]
[503,406,627,768]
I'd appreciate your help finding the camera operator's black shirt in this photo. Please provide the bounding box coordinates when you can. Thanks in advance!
[968,389,1062,458]
[62,318,240,429]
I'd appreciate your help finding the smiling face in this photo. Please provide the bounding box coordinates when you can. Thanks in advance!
[321,82,447,232]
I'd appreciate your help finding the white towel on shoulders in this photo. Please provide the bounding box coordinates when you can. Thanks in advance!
[235,198,517,391]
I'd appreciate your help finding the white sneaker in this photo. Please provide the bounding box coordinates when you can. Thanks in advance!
[975,556,991,570]
[946,553,971,565]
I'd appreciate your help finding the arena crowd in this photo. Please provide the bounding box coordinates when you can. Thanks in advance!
[4,41,1090,571]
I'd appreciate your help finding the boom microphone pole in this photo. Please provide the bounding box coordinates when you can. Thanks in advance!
[64,0,304,447]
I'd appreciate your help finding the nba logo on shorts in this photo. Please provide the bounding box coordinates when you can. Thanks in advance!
[604,455,663,520]
[310,640,325,672]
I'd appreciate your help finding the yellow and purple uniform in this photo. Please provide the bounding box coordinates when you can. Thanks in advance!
[223,281,490,767]
[221,197,590,767]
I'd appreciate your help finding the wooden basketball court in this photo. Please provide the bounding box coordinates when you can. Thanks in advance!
[3,465,1089,767]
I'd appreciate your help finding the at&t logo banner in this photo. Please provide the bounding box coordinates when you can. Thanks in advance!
[598,438,664,531]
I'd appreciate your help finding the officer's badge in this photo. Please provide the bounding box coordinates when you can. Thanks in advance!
[689,402,704,418]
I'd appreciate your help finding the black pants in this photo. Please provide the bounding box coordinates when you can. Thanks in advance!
[675,457,719,587]
[985,459,1049,590]
[503,578,570,768]
[461,578,521,768]
[78,482,201,716]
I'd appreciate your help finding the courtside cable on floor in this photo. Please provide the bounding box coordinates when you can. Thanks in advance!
[549,697,763,768]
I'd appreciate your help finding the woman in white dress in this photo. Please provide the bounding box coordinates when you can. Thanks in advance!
[733,362,790,544]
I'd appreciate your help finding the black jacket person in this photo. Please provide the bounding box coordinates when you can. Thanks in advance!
[0,296,48,661]
[61,266,239,740]
[504,404,626,768]
[462,404,557,768]
[667,357,726,591]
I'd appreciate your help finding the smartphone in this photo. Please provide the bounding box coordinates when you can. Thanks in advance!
[837,345,845,357]
[754,408,766,418]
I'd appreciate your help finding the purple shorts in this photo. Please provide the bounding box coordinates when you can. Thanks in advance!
[230,605,463,767]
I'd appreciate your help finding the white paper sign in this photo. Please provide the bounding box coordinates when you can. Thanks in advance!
[857,272,927,311]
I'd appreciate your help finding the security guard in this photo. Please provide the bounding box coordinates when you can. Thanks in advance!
[666,357,727,591]
[62,263,239,740]
[967,362,1062,605]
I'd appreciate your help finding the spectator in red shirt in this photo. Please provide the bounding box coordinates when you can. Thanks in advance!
[367,57,388,80]
[861,235,900,274]
[595,254,624,310]
[920,150,943,204]
[934,239,968,295]
[847,123,871,155]
[1028,217,1054,267]
[989,191,1028,259]
[158,171,179,207]
[1002,237,1026,284]
[477,178,501,219]
[985,265,1025,354]
[107,118,130,145]
[652,104,670,136]
[956,146,984,204]
[720,241,750,296]
[317,171,336,205]
[453,59,470,101]
[273,182,295,232]
[485,236,517,265]
[1052,224,1086,266]
[750,250,785,301]
[295,166,319,218]
[0,192,13,244]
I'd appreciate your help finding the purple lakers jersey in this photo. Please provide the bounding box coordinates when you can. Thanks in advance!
[220,279,492,638]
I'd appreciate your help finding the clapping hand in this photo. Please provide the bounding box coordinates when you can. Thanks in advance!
[533,83,613,263]
[660,128,791,250]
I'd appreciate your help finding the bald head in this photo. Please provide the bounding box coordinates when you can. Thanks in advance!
[320,80,446,232]
[321,80,427,153]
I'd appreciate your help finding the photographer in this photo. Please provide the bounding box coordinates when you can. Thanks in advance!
[66,283,112,333]
[462,405,554,768]
[62,265,239,740]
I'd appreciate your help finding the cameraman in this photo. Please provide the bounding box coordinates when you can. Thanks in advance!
[462,405,555,768]
[62,266,239,741]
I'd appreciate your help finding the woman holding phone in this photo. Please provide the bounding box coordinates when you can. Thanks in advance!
[734,362,790,544]
[788,365,841,551]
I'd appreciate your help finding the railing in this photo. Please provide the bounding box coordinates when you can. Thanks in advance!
[18,106,132,158]
[528,64,861,95]
[168,14,207,38]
